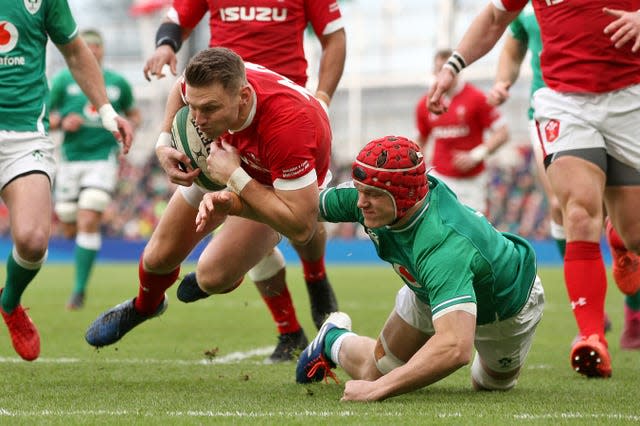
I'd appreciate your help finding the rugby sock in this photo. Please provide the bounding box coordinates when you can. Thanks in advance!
[261,286,301,335]
[134,257,180,316]
[1,247,44,313]
[73,232,100,295]
[564,241,607,345]
[324,328,355,366]
[301,257,327,284]
[625,290,640,311]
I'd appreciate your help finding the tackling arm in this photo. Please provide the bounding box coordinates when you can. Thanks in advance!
[351,310,476,401]
[488,34,528,106]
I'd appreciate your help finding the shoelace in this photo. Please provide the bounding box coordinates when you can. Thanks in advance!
[306,355,339,384]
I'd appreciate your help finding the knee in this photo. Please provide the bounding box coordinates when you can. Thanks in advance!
[13,229,48,261]
[195,262,240,293]
[470,356,519,391]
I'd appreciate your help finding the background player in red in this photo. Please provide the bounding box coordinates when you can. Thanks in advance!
[85,48,332,362]
[428,0,640,379]
[415,48,509,215]
[142,0,346,359]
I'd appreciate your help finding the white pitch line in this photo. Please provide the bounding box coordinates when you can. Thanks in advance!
[0,346,274,365]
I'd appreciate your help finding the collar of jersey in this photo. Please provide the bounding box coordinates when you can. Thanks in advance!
[229,88,257,134]
[387,198,430,233]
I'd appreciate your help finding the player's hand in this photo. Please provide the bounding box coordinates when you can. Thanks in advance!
[206,140,242,184]
[156,145,200,186]
[113,116,134,154]
[60,113,84,132]
[428,68,456,114]
[195,191,236,232]
[487,81,511,106]
[341,380,381,402]
[603,8,640,52]
[452,150,481,172]
[143,45,179,81]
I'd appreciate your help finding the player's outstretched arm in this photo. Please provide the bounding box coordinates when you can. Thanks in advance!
[143,20,195,80]
[429,3,519,113]
[488,34,527,106]
[315,28,346,108]
[56,37,133,151]
[342,310,476,402]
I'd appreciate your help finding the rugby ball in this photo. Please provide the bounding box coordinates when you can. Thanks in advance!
[170,106,226,191]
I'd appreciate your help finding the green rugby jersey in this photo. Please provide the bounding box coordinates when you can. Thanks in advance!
[49,69,134,161]
[319,176,537,325]
[509,2,544,120]
[0,0,78,133]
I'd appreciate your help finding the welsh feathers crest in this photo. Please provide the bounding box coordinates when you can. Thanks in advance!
[24,0,42,14]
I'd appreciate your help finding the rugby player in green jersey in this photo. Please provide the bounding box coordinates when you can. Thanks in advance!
[0,0,133,361]
[293,136,544,401]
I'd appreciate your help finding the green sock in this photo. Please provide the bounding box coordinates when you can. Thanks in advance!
[555,238,566,258]
[1,250,41,313]
[74,245,98,295]
[625,291,640,311]
[323,328,351,360]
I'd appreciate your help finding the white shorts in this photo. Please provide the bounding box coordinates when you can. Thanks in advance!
[429,170,487,214]
[179,183,212,208]
[54,158,118,202]
[0,131,56,190]
[395,276,544,372]
[533,84,640,169]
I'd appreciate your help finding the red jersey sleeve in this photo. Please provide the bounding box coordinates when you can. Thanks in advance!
[305,0,344,36]
[415,94,432,140]
[168,0,209,28]
[492,0,528,12]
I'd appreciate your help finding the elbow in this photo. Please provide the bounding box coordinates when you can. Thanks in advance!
[450,342,474,369]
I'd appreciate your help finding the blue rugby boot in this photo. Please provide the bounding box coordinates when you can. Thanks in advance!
[296,312,351,384]
[85,297,168,347]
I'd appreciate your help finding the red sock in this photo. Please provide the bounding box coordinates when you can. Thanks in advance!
[564,241,608,345]
[301,257,326,283]
[261,286,301,334]
[134,257,180,316]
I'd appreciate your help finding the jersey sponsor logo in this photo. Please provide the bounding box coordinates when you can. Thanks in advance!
[219,6,287,22]
[24,0,43,14]
[392,263,421,288]
[544,119,560,143]
[432,125,470,139]
[0,22,19,54]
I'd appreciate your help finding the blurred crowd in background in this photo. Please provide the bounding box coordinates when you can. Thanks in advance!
[0,143,544,241]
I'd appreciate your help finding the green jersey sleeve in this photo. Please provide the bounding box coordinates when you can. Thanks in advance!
[508,13,528,45]
[45,0,78,45]
[319,183,363,224]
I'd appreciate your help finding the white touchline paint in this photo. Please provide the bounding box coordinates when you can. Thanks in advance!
[0,346,274,365]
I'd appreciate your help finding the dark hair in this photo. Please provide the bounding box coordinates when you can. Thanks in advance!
[184,47,246,94]
[80,29,103,46]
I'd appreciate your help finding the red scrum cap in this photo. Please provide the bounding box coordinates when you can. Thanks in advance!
[352,136,428,221]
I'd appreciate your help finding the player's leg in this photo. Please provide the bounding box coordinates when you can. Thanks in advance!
[297,286,431,383]
[85,187,216,347]
[536,88,610,377]
[193,215,309,362]
[291,221,339,330]
[528,120,565,256]
[472,276,545,389]
[66,159,118,309]
[0,132,55,361]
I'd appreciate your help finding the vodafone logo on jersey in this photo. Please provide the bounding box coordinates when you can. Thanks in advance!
[219,6,287,22]
[393,263,421,288]
[0,22,19,54]
[544,119,560,143]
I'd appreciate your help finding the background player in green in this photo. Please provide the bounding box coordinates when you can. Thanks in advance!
[0,0,133,361]
[292,136,544,401]
[49,29,141,310]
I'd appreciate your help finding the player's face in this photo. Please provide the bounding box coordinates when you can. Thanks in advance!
[354,182,396,227]
[185,82,244,139]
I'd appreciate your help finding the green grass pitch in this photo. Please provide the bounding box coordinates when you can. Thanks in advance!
[0,263,638,425]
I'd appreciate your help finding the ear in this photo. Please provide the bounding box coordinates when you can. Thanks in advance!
[239,85,252,105]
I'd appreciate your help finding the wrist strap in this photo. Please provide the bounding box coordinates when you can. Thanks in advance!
[227,167,252,194]
[155,132,173,149]
[468,145,489,163]
[155,22,182,53]
[98,104,118,132]
[444,51,467,75]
